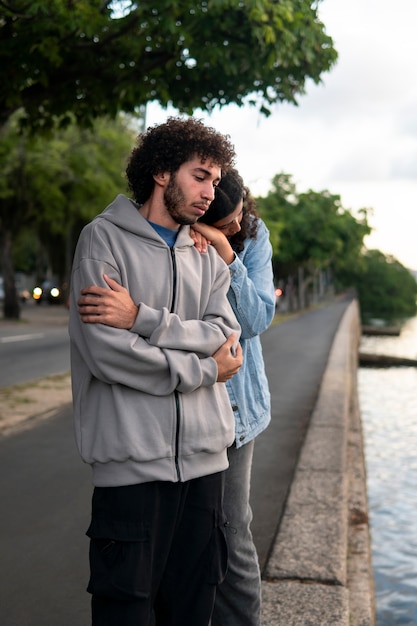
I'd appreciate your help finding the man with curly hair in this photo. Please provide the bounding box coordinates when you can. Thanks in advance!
[69,117,243,626]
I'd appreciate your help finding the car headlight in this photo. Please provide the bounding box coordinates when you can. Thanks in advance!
[33,287,42,300]
[50,287,60,298]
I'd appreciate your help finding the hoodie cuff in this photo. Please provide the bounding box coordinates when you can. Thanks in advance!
[129,302,161,337]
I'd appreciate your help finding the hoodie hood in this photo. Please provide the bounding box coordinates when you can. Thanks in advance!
[96,194,195,249]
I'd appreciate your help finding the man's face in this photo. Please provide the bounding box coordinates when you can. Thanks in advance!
[164,157,221,226]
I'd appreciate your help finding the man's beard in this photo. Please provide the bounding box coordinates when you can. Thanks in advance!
[164,174,196,226]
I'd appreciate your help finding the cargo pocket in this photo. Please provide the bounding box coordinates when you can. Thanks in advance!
[206,512,229,585]
[86,518,151,601]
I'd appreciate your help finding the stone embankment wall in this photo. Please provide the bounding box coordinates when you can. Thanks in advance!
[261,299,376,626]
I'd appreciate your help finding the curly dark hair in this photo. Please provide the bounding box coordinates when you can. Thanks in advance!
[126,117,236,204]
[199,168,258,253]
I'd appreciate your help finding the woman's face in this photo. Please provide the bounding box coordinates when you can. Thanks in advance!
[212,199,244,238]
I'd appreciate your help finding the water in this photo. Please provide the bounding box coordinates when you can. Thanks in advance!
[358,315,417,625]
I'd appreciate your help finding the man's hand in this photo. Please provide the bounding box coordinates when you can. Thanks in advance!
[213,334,243,382]
[78,274,138,328]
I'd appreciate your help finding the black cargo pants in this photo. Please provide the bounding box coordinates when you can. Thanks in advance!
[86,471,228,626]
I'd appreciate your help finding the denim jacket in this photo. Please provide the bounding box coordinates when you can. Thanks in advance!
[226,218,275,448]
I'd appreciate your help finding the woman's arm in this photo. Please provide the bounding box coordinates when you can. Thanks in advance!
[191,223,235,265]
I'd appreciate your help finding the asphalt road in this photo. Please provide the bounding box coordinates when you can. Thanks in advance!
[0,298,350,626]
[0,414,91,625]
[0,303,70,388]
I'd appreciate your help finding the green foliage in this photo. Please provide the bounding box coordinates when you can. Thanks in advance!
[256,173,371,278]
[256,174,416,321]
[0,111,135,281]
[12,228,39,275]
[0,0,337,318]
[0,0,337,130]
[337,250,417,322]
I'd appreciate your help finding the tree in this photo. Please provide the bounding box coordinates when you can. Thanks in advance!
[338,250,417,322]
[0,0,337,130]
[0,0,337,318]
[257,175,417,320]
[256,173,371,309]
[0,112,135,317]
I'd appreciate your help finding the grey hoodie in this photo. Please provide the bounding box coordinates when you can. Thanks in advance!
[69,194,241,487]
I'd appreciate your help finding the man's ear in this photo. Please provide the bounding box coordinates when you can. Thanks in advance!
[153,171,170,187]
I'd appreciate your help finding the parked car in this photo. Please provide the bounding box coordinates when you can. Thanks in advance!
[32,280,64,305]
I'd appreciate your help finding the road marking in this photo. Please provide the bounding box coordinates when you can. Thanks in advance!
[0,333,45,344]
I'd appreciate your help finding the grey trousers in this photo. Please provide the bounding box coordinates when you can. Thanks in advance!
[211,440,261,626]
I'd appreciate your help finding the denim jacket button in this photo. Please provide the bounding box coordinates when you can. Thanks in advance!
[232,404,239,411]
[239,435,246,442]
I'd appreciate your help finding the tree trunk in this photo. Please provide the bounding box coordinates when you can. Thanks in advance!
[1,227,20,319]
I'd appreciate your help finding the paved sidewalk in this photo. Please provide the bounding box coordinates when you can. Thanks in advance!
[252,297,351,569]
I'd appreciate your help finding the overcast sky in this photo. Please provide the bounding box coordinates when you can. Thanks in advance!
[146,0,417,270]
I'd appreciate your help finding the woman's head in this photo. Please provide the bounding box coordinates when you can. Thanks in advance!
[199,168,258,251]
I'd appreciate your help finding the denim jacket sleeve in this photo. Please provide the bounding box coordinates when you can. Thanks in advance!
[227,219,275,340]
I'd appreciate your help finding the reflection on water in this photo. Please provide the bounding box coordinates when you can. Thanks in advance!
[358,315,417,626]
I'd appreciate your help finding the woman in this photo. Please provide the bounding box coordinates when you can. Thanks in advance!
[192,169,276,626]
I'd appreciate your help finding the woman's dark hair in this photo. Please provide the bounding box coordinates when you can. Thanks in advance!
[126,116,235,204]
[199,168,259,253]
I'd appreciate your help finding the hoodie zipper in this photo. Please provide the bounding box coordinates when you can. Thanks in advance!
[170,247,182,482]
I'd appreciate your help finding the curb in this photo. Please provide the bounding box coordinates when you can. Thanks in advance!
[260,299,376,625]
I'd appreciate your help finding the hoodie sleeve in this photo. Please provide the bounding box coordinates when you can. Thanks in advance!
[70,260,224,395]
[69,229,243,396]
[130,250,241,356]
